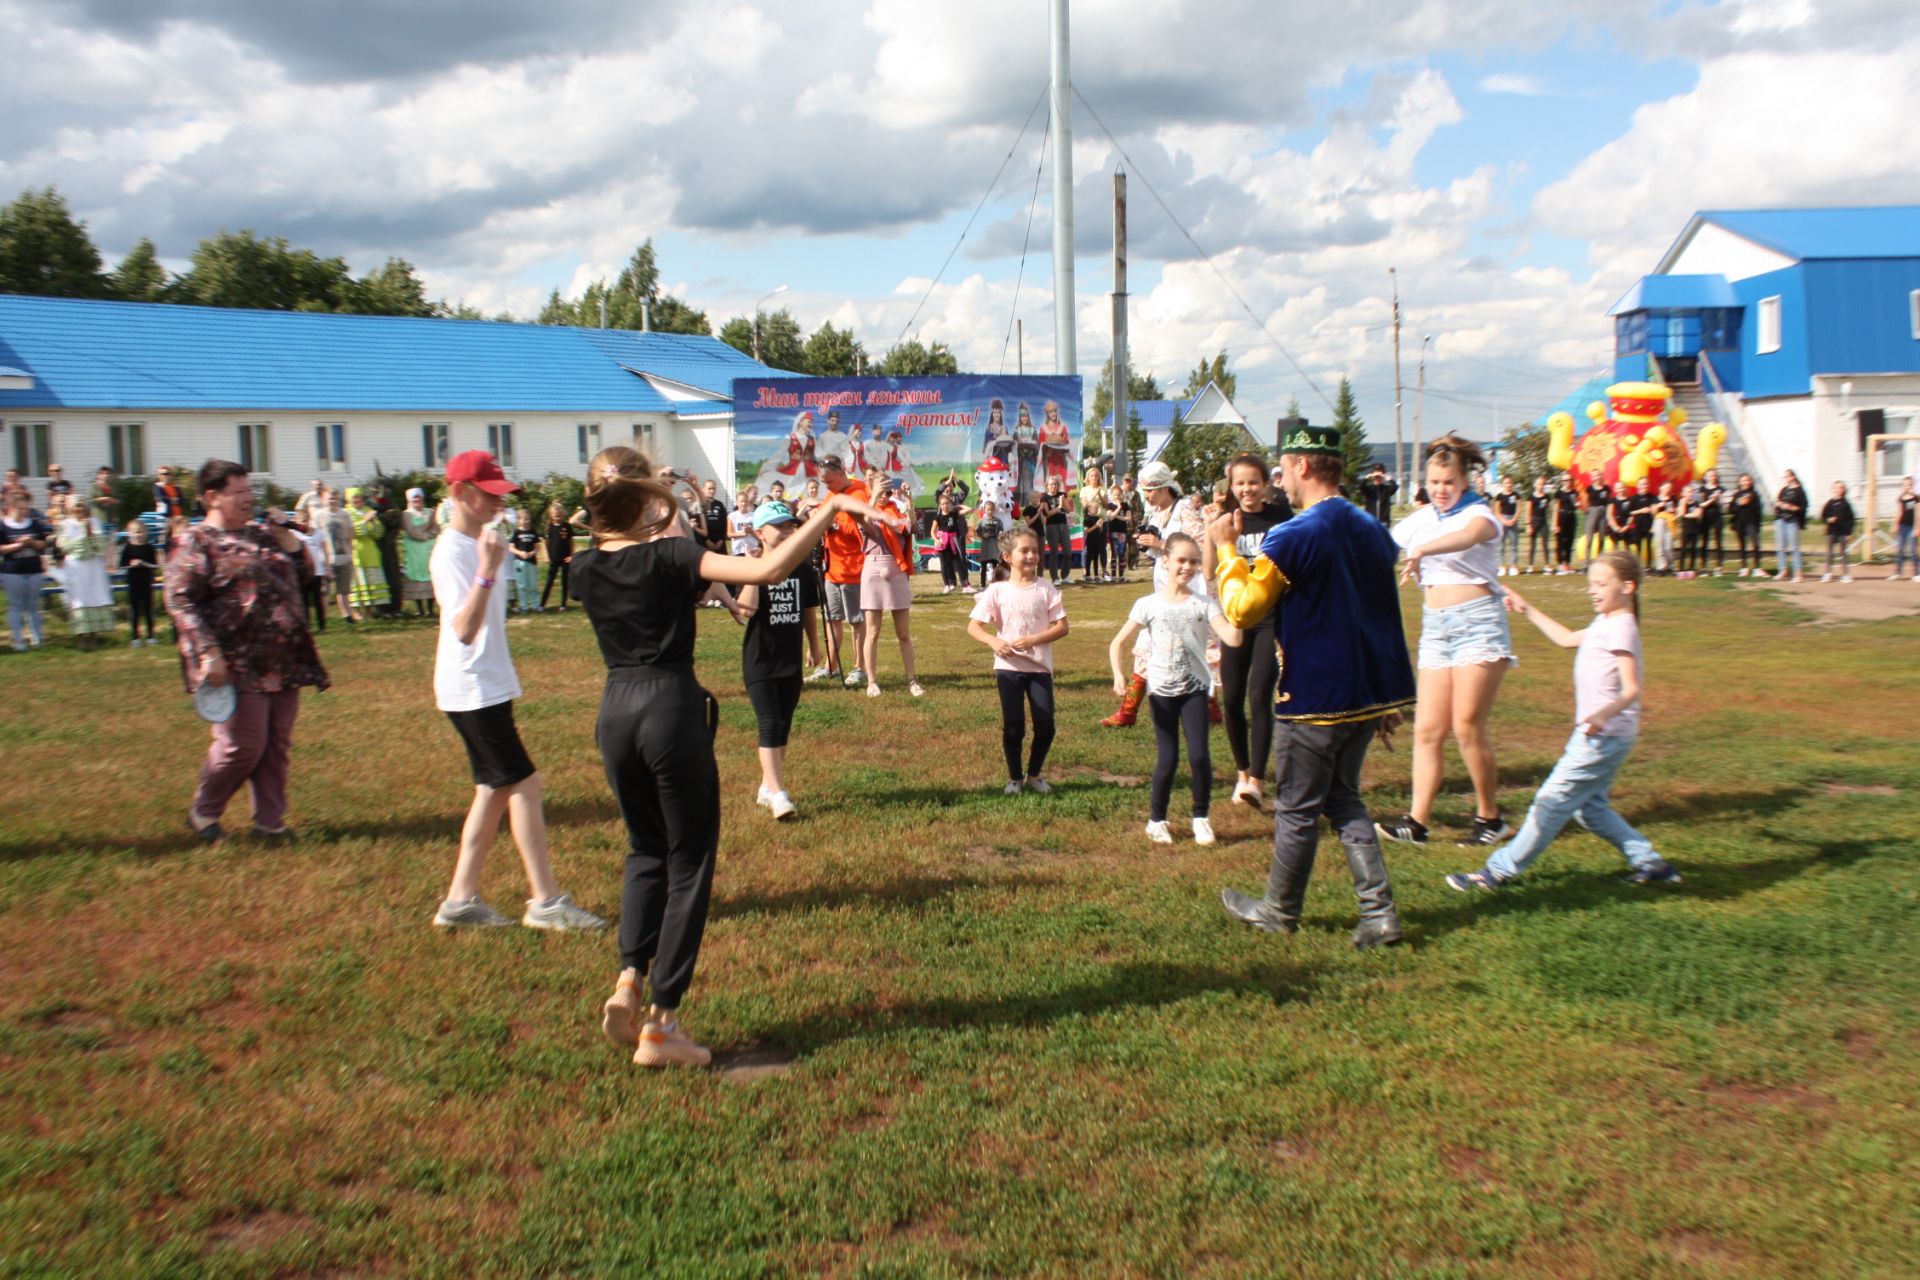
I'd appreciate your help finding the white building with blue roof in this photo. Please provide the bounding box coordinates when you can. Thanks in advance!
[1095,381,1255,462]
[1609,206,1920,508]
[0,294,791,500]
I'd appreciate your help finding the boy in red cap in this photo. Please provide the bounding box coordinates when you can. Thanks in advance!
[430,451,605,931]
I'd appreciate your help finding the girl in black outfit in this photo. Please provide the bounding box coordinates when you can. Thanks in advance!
[930,495,969,593]
[1552,481,1578,572]
[1677,481,1705,574]
[1526,478,1551,573]
[1202,454,1292,810]
[1039,479,1072,583]
[737,502,808,819]
[120,521,160,644]
[1820,482,1856,582]
[1698,470,1727,572]
[578,447,894,1069]
[539,500,576,610]
[1728,473,1764,575]
[1080,478,1109,582]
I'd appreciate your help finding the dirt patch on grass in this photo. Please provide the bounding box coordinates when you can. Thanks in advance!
[1739,574,1920,624]
[1268,1137,1316,1166]
[207,1210,313,1252]
[1662,1228,1751,1269]
[718,1047,796,1082]
[1840,1029,1882,1060]
[1819,782,1898,796]
[1441,1144,1500,1190]
[1701,1080,1837,1122]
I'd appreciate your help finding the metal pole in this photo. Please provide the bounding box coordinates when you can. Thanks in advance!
[1112,169,1129,479]
[1017,318,1024,375]
[1049,0,1077,377]
[1414,335,1429,488]
[1390,268,1403,490]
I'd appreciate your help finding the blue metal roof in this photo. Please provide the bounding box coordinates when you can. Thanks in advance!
[1609,274,1740,315]
[0,294,787,414]
[1098,395,1206,432]
[1698,207,1920,263]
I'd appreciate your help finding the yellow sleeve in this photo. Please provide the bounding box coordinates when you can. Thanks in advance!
[1215,546,1288,629]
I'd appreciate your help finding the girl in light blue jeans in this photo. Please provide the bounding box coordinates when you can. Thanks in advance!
[1445,552,1680,891]
[1772,470,1808,581]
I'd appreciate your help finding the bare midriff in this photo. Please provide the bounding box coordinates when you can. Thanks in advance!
[1423,581,1494,608]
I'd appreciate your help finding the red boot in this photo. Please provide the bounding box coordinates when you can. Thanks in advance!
[1208,693,1224,725]
[1102,674,1147,728]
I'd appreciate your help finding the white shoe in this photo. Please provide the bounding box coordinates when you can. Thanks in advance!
[755,785,772,809]
[961,585,977,594]
[843,668,865,687]
[1144,820,1174,845]
[1231,779,1263,809]
[1821,573,1833,583]
[1004,780,1024,796]
[767,790,796,820]
[521,893,609,932]
[1841,575,1853,583]
[1192,817,1216,846]
[806,666,835,683]
[942,586,954,594]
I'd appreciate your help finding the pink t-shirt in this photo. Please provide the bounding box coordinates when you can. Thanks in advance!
[1574,610,1641,737]
[970,578,1066,674]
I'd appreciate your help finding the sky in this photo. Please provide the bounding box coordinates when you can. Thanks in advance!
[4,0,1920,445]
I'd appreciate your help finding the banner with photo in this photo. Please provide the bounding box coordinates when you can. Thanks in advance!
[731,374,1083,508]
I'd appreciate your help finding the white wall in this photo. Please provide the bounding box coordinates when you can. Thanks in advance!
[1665,222,1796,282]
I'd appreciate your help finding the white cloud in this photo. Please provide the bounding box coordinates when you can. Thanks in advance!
[1479,72,1547,96]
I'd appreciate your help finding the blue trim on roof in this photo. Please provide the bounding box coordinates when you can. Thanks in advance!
[1698,207,1920,263]
[0,294,791,413]
[1609,275,1739,315]
[1098,396,1204,432]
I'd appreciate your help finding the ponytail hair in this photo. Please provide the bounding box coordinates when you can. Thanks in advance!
[583,445,677,542]
[1424,434,1486,479]
[1163,531,1200,557]
[1591,550,1644,621]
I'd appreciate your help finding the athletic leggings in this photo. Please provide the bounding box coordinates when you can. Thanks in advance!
[1043,522,1070,581]
[596,669,719,1011]
[126,579,156,638]
[1527,524,1550,567]
[1678,520,1703,571]
[1083,527,1106,577]
[1733,520,1762,571]
[1702,516,1725,567]
[1584,509,1607,560]
[995,670,1056,781]
[978,556,1000,589]
[745,674,802,749]
[301,576,327,632]
[939,544,965,590]
[1555,529,1576,567]
[1148,687,1212,821]
[1218,620,1277,780]
[541,559,570,608]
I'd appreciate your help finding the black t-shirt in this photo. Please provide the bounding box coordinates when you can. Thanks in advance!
[1359,476,1397,522]
[120,541,159,584]
[1528,493,1550,526]
[1608,496,1635,531]
[1040,493,1070,526]
[545,521,575,561]
[1494,492,1520,521]
[742,574,804,682]
[1698,484,1726,521]
[1898,493,1917,531]
[701,499,728,546]
[572,538,706,673]
[510,529,541,560]
[1729,487,1763,525]
[932,511,967,542]
[1775,484,1808,522]
[1553,490,1577,531]
[1586,484,1612,514]
[1,515,50,574]
[1627,494,1656,534]
[1228,502,1292,628]
[45,479,73,498]
[1680,486,1707,521]
[1822,498,1856,537]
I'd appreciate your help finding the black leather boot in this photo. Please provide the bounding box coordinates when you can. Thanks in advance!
[1343,838,1404,949]
[1219,843,1313,935]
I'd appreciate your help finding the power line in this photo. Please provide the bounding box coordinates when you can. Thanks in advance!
[1072,85,1334,412]
[896,83,1051,348]
[1001,114,1051,374]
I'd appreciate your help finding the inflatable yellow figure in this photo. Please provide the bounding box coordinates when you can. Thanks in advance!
[1547,382,1726,496]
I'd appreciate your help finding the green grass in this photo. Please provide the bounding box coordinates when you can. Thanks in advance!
[2,574,1917,1277]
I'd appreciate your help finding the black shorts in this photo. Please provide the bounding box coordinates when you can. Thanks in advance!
[445,701,537,789]
[745,674,803,749]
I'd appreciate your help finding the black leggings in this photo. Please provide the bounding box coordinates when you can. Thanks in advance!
[1555,529,1576,567]
[596,671,719,1010]
[1043,522,1070,581]
[978,557,1000,589]
[126,581,155,638]
[939,547,965,590]
[1218,621,1277,779]
[1148,688,1212,821]
[1083,527,1106,577]
[541,559,570,608]
[1733,520,1762,570]
[745,674,802,749]
[301,576,327,631]
[995,671,1055,781]
[1702,516,1725,567]
[1678,521,1703,571]
[1527,525,1550,566]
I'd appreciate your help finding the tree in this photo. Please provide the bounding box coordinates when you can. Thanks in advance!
[1125,408,1147,479]
[340,257,434,317]
[801,321,868,377]
[110,237,168,302]
[538,239,711,335]
[718,308,805,371]
[1088,355,1163,436]
[1181,349,1238,401]
[1497,420,1550,490]
[176,230,353,311]
[875,339,959,376]
[0,187,111,298]
[1159,406,1256,497]
[1330,377,1373,489]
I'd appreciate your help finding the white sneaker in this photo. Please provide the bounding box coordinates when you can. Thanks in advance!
[1024,776,1052,795]
[1004,780,1024,796]
[942,585,954,594]
[843,668,865,687]
[961,585,977,594]
[767,790,796,820]
[1841,575,1853,583]
[806,666,836,683]
[755,785,773,809]
[521,893,609,931]
[1231,779,1263,809]
[1192,817,1216,846]
[1821,573,1833,583]
[433,896,516,928]
[1144,820,1174,845]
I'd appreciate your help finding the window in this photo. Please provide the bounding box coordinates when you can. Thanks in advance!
[576,422,601,464]
[633,422,654,451]
[11,422,52,476]
[1910,289,1920,340]
[487,422,514,468]
[422,422,450,468]
[108,422,146,476]
[1879,418,1913,478]
[315,423,347,471]
[237,423,271,473]
[1756,295,1781,354]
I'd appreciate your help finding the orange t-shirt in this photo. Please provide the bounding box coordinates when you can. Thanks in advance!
[822,479,870,584]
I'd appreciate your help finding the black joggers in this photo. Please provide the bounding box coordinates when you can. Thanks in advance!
[1148,687,1212,821]
[596,670,720,1011]
[995,670,1056,781]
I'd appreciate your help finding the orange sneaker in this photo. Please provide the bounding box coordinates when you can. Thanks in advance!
[601,972,643,1048]
[633,1011,712,1068]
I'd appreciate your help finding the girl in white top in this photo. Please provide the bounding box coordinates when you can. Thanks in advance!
[1445,551,1679,890]
[1379,435,1516,850]
[1109,532,1242,847]
[967,526,1069,796]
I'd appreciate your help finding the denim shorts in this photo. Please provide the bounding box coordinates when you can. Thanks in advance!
[1418,592,1516,669]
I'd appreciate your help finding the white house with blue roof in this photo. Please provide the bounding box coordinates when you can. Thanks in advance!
[1609,206,1920,509]
[0,294,790,501]
[1095,381,1254,463]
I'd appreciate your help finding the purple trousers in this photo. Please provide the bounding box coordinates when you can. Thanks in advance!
[192,688,301,830]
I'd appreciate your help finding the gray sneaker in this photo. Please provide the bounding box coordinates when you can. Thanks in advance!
[1024,777,1052,795]
[433,896,517,928]
[522,893,609,931]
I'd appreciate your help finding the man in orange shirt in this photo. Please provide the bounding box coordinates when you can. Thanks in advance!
[818,455,871,685]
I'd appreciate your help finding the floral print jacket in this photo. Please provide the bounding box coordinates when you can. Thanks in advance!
[164,522,330,695]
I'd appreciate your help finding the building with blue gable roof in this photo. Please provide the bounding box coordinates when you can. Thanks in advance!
[1095,381,1259,464]
[1609,206,1920,518]
[0,294,795,501]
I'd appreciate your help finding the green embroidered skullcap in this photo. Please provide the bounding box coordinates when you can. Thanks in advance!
[1278,423,1341,457]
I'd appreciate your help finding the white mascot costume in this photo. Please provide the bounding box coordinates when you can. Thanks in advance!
[975,455,1016,520]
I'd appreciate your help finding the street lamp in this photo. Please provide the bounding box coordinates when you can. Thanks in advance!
[753,285,789,364]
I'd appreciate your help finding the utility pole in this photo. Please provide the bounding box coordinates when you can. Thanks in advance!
[1414,335,1430,487]
[1390,267,1403,490]
[1017,318,1024,375]
[1049,0,1077,377]
[1112,169,1129,479]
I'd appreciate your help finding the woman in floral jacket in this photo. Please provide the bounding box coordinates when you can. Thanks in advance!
[166,460,329,843]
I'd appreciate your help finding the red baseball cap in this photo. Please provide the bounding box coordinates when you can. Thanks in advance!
[445,450,519,495]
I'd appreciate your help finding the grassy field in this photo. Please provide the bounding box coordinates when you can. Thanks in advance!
[1,571,1916,1277]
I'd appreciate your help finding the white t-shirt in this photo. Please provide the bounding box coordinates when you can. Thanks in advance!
[1393,501,1503,587]
[1574,610,1641,738]
[1127,591,1219,695]
[299,525,330,576]
[430,528,522,712]
[728,509,755,556]
[970,578,1066,674]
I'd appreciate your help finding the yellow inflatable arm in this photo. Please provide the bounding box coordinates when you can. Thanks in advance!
[1547,411,1576,471]
[1693,423,1726,478]
[1618,434,1661,488]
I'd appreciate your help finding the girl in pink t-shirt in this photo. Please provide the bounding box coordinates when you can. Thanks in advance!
[1444,551,1680,892]
[967,526,1069,796]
